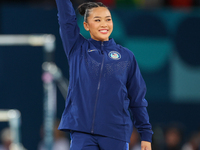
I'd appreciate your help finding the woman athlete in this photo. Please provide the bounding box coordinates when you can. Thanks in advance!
[55,0,153,149]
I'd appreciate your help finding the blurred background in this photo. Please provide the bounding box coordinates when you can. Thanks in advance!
[0,0,200,150]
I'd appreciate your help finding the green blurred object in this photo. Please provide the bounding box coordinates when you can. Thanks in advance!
[116,0,135,7]
[115,0,144,7]
[133,0,145,6]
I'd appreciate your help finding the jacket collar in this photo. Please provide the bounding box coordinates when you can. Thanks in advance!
[88,38,116,50]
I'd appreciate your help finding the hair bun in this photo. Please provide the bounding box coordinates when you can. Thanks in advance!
[78,3,88,16]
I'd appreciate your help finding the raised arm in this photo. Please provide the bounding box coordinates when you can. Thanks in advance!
[55,0,81,57]
[127,55,153,143]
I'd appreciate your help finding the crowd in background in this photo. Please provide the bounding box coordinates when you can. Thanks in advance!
[0,121,200,150]
[0,0,200,8]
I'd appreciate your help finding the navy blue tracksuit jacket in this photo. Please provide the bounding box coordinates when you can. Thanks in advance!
[56,0,153,143]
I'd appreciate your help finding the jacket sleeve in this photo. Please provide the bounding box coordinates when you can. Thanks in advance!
[127,55,153,142]
[55,0,82,57]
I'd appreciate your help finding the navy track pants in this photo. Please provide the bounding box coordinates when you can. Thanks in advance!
[70,132,129,150]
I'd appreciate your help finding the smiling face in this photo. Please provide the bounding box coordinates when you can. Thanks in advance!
[83,7,113,41]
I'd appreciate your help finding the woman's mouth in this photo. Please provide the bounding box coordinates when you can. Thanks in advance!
[99,29,108,34]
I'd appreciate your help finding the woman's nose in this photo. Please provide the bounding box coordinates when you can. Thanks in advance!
[101,21,108,27]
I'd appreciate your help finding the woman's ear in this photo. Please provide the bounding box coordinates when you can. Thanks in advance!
[83,22,89,31]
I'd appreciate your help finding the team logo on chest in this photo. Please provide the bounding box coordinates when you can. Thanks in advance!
[108,51,121,60]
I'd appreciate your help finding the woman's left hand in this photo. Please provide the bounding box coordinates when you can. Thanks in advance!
[141,141,151,150]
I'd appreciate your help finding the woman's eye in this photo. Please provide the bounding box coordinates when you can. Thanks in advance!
[107,19,111,21]
[95,19,100,22]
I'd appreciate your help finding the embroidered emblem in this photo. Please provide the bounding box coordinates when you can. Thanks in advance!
[88,49,98,52]
[108,51,121,60]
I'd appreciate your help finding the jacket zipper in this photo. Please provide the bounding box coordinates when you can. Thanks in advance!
[91,42,104,133]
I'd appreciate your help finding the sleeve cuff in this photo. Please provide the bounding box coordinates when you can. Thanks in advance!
[139,131,153,142]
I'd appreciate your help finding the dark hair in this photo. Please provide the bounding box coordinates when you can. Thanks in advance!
[78,2,107,22]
